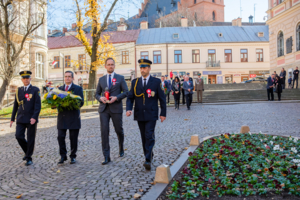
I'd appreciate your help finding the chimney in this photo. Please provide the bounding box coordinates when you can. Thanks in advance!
[140,21,148,29]
[117,24,127,31]
[181,18,188,27]
[108,19,113,24]
[248,15,253,24]
[236,17,242,26]
[72,23,77,29]
[63,27,67,34]
[232,19,237,26]
[120,18,125,23]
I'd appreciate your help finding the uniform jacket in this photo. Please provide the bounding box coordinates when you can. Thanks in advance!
[195,78,204,91]
[126,76,166,121]
[57,83,84,130]
[266,76,274,89]
[11,85,41,124]
[183,81,194,94]
[95,73,128,113]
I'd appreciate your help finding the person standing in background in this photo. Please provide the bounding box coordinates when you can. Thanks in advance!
[183,76,193,110]
[172,77,181,110]
[161,76,169,102]
[288,76,292,89]
[279,68,286,89]
[293,67,299,89]
[165,75,172,105]
[274,76,282,101]
[170,70,173,80]
[266,74,275,101]
[186,73,194,105]
[195,73,204,103]
[181,75,185,105]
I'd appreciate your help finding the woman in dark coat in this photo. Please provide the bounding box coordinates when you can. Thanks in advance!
[275,76,282,101]
[172,76,181,110]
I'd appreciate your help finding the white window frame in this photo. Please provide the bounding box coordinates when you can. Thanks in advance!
[35,53,44,79]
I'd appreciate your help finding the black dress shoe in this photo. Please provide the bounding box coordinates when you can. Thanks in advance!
[25,160,33,166]
[102,157,111,165]
[119,150,124,157]
[58,157,67,164]
[143,161,151,170]
[22,156,26,161]
[70,158,76,164]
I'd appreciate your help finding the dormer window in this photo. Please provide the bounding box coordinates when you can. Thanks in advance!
[257,32,264,37]
[171,0,176,7]
[173,33,179,39]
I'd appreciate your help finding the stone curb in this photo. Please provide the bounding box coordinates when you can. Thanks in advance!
[141,132,299,200]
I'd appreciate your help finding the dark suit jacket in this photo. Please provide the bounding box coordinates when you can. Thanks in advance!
[126,76,166,121]
[11,85,41,124]
[57,83,84,130]
[95,73,128,113]
[266,77,274,89]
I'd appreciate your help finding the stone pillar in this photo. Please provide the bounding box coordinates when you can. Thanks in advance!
[154,164,172,184]
[240,125,250,134]
[190,135,200,146]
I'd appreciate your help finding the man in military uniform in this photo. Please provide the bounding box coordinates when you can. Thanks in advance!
[10,71,41,166]
[126,59,167,170]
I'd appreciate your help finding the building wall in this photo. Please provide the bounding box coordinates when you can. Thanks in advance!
[136,42,270,83]
[266,0,300,81]
[47,42,136,87]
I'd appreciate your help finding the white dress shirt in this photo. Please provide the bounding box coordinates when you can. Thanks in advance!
[107,72,115,87]
[24,84,31,91]
[65,83,72,91]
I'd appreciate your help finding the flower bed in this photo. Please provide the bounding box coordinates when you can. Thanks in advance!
[160,133,300,200]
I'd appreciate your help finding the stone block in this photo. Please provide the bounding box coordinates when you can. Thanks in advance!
[154,164,172,184]
[240,126,250,134]
[190,135,200,146]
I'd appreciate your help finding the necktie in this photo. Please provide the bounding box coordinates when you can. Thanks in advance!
[144,79,147,90]
[65,85,69,91]
[108,75,111,89]
[24,87,26,91]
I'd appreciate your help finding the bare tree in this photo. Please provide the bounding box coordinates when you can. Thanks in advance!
[155,6,212,28]
[0,0,47,107]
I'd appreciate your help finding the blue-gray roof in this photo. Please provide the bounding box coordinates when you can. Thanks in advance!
[136,26,269,45]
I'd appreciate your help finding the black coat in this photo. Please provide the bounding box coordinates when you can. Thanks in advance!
[57,83,84,130]
[172,81,181,99]
[275,80,282,94]
[11,85,41,123]
[126,76,166,121]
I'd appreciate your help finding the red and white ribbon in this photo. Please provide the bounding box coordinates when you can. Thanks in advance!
[146,89,151,98]
[112,78,116,86]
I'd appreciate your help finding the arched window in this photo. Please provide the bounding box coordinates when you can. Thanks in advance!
[212,11,216,21]
[35,53,44,79]
[277,31,284,57]
[194,0,197,4]
[297,23,300,51]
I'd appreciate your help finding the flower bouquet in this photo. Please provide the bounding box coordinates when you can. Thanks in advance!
[164,85,168,95]
[42,89,82,112]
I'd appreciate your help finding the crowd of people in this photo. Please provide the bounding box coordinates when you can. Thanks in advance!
[266,67,299,101]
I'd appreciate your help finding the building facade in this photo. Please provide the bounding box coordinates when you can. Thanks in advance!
[136,19,270,84]
[47,29,140,88]
[266,0,300,78]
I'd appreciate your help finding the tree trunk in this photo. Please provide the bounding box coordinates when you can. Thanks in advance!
[87,52,97,101]
[0,79,10,108]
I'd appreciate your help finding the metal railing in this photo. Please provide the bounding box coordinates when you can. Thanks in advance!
[206,60,220,68]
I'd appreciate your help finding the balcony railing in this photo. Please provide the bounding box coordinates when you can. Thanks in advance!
[206,60,220,68]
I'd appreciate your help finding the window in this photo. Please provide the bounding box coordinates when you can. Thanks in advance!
[224,49,232,62]
[173,33,179,39]
[174,50,182,63]
[78,54,86,70]
[141,51,149,59]
[122,51,129,64]
[153,51,161,64]
[212,11,216,21]
[212,0,215,2]
[256,49,263,62]
[37,14,44,38]
[194,0,197,4]
[297,23,300,51]
[54,56,60,68]
[240,49,248,62]
[208,49,216,67]
[65,55,71,68]
[277,31,284,57]
[192,50,200,63]
[278,0,283,4]
[35,53,44,78]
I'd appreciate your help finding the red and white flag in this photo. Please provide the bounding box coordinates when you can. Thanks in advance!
[52,61,58,66]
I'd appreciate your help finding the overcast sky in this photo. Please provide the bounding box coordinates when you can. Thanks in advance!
[48,0,268,30]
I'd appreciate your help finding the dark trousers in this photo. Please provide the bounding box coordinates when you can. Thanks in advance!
[174,97,180,109]
[16,123,37,161]
[137,120,156,162]
[267,88,274,101]
[58,129,79,158]
[185,94,193,108]
[181,89,185,104]
[167,92,170,104]
[277,93,281,101]
[100,107,124,158]
[293,79,298,89]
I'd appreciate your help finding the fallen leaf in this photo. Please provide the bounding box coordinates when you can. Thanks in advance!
[16,194,22,199]
[139,189,144,192]
[125,148,128,151]
[43,182,49,184]
[266,158,271,163]
[150,182,156,185]
[213,153,219,156]
[184,147,188,150]
[133,193,141,199]
[40,156,43,158]
[184,119,190,121]
[224,134,229,139]
[56,170,60,173]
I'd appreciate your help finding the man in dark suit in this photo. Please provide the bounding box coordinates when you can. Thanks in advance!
[181,75,185,105]
[95,58,128,165]
[57,71,84,164]
[293,67,299,89]
[183,76,194,110]
[186,73,194,105]
[10,71,41,166]
[266,74,275,101]
[164,75,172,105]
[126,59,166,170]
[279,68,286,89]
